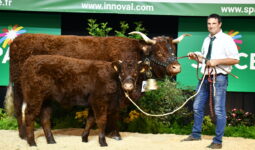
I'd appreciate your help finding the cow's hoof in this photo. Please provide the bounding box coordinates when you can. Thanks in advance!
[46,136,56,144]
[107,131,121,140]
[82,131,89,143]
[111,136,122,141]
[82,137,88,143]
[19,130,26,140]
[99,137,108,147]
[100,142,108,147]
[19,134,26,140]
[47,140,56,144]
[28,141,37,146]
[19,125,27,140]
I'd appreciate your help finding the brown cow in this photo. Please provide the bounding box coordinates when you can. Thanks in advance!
[21,55,147,146]
[8,31,190,140]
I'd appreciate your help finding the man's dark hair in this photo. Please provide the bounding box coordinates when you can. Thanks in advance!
[208,13,222,23]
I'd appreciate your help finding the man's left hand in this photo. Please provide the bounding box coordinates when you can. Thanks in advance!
[206,59,218,67]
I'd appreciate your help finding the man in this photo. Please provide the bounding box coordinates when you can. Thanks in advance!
[182,14,239,149]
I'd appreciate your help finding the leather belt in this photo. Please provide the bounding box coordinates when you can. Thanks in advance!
[205,73,227,77]
[217,73,227,76]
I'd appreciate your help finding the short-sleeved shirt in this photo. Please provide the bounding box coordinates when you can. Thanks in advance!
[195,30,239,75]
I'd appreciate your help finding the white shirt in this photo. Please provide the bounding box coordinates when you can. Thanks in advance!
[195,30,239,75]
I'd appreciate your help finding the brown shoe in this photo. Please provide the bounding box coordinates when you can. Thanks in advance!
[207,143,222,149]
[181,135,201,141]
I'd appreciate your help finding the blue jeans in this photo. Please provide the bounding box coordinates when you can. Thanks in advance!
[191,74,228,144]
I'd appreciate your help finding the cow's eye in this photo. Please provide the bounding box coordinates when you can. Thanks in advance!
[157,51,162,57]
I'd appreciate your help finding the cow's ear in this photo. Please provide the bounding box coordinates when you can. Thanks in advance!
[112,60,121,72]
[141,45,151,55]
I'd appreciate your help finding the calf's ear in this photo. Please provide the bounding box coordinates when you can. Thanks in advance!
[140,62,149,73]
[140,68,146,73]
[112,60,122,72]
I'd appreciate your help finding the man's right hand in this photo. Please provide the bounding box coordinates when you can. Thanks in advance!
[187,52,202,62]
[187,52,197,60]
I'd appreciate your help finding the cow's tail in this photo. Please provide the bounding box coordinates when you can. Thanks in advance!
[21,102,27,124]
[4,84,14,116]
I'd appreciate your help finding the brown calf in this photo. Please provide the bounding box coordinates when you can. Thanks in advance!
[21,55,146,146]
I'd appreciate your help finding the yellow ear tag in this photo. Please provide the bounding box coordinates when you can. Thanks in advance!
[113,65,118,72]
[140,68,145,73]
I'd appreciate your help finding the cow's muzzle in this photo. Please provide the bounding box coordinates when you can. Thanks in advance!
[166,62,181,75]
[122,77,135,92]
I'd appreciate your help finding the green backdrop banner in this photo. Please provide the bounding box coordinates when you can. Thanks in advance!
[1,0,255,16]
[0,12,60,86]
[177,17,255,92]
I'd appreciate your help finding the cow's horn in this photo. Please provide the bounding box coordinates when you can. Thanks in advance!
[129,31,156,44]
[172,34,192,43]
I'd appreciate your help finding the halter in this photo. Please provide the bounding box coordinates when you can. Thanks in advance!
[146,36,177,68]
[117,61,139,92]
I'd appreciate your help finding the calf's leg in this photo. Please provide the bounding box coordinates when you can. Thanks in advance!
[82,108,95,142]
[92,100,108,147]
[40,104,56,144]
[25,112,37,146]
[106,107,121,140]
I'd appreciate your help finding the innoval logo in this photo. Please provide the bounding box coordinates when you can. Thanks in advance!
[226,30,242,50]
[0,25,26,48]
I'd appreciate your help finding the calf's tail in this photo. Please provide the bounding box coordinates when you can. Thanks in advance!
[4,84,14,116]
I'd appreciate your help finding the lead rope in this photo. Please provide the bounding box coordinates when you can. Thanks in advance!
[124,73,206,117]
[124,54,238,117]
[207,66,216,122]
